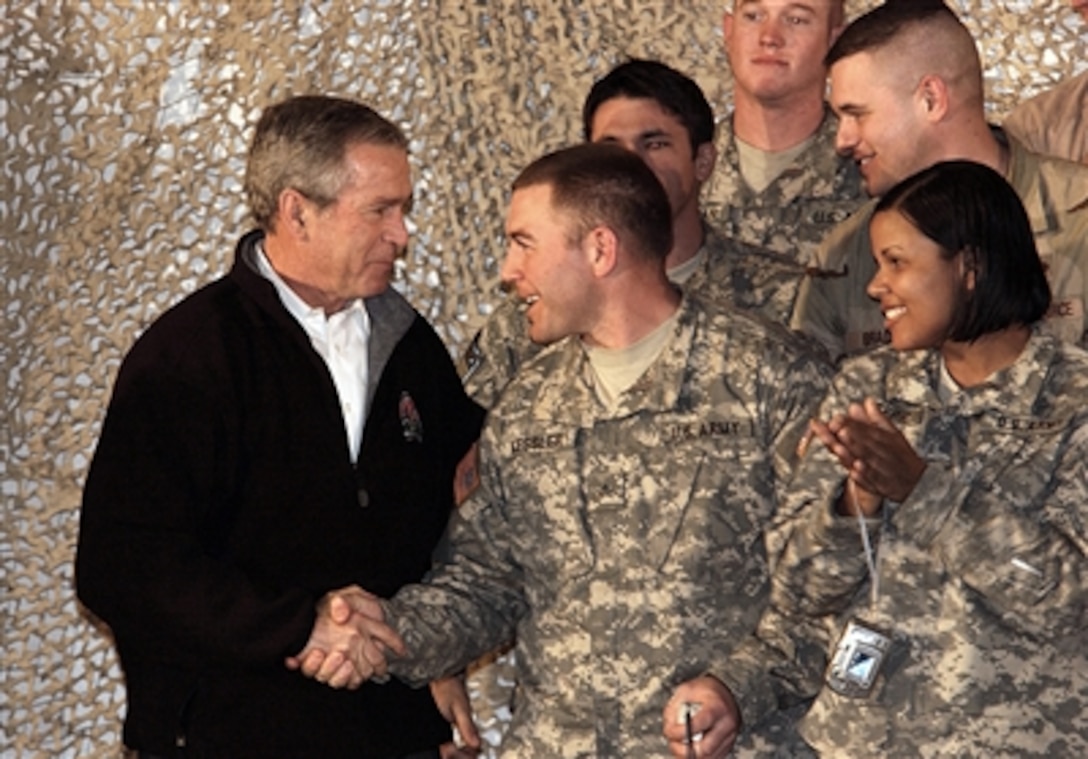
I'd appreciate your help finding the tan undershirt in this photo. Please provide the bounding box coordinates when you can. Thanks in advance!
[584,307,681,407]
[735,134,816,194]
[937,356,964,403]
[667,247,706,285]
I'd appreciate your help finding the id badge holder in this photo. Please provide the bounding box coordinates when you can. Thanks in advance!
[824,486,897,698]
[825,618,892,698]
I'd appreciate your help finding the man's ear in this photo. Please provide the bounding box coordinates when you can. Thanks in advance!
[694,142,717,183]
[722,10,734,53]
[278,188,311,240]
[586,226,619,278]
[828,11,846,48]
[917,74,950,123]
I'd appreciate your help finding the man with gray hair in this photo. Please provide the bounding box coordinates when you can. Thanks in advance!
[76,94,483,758]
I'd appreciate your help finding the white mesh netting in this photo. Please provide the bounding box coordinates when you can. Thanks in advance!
[2,1,1084,756]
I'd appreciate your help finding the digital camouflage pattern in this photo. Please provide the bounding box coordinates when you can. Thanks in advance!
[791,131,1088,361]
[459,223,817,753]
[459,215,833,751]
[458,292,533,411]
[701,226,828,328]
[460,223,821,410]
[723,330,1088,757]
[458,226,749,751]
[385,293,831,757]
[701,107,866,313]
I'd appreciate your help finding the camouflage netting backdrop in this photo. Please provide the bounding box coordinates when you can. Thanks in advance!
[2,0,1084,755]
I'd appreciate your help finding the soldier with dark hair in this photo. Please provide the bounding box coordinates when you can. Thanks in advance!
[714,159,1088,756]
[462,58,802,412]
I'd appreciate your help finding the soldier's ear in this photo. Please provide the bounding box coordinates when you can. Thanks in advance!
[722,10,734,52]
[694,142,717,183]
[585,225,618,278]
[916,74,950,123]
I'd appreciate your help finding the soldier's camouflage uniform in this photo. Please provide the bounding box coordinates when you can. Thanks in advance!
[459,224,825,753]
[701,106,867,316]
[722,331,1088,757]
[385,293,831,757]
[461,223,821,410]
[791,131,1088,361]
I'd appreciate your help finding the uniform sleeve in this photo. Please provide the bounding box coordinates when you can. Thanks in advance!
[715,601,836,733]
[759,339,834,515]
[759,359,896,615]
[1003,74,1088,165]
[75,345,316,667]
[894,420,1088,642]
[711,501,861,734]
[713,369,882,729]
[460,297,541,410]
[1003,94,1051,159]
[384,424,528,686]
[713,460,877,732]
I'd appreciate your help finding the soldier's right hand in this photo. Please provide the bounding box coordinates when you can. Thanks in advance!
[285,585,407,689]
[663,675,741,759]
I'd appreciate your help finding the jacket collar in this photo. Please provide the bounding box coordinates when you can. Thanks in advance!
[233,229,417,408]
[885,328,1058,419]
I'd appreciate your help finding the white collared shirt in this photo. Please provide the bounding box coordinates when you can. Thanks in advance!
[256,245,370,461]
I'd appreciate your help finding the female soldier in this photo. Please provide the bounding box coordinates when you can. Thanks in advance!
[713,160,1088,758]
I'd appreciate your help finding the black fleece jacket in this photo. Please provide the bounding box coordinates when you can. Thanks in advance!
[77,230,484,758]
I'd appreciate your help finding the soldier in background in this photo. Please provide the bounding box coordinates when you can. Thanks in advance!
[710,160,1088,756]
[295,143,831,757]
[702,0,866,311]
[791,0,1088,360]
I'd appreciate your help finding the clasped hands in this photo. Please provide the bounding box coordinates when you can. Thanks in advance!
[804,397,926,514]
[286,585,404,689]
[286,586,482,755]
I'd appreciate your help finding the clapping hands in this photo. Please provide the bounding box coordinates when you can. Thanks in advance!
[805,397,925,514]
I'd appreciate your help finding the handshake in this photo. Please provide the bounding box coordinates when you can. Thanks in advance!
[285,585,405,690]
[287,586,483,755]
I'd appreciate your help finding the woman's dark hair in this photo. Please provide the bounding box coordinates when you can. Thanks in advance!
[873,159,1050,342]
